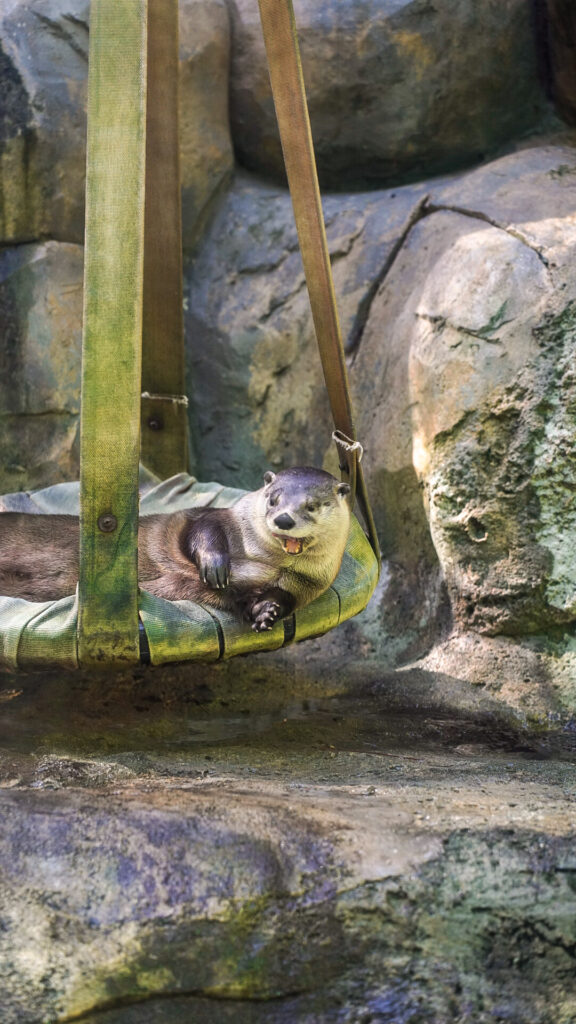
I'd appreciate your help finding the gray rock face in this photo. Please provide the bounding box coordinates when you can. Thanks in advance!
[229,0,548,189]
[185,172,431,485]
[1,677,576,1023]
[353,147,576,647]
[0,0,90,244]
[3,145,576,705]
[184,145,576,701]
[0,241,83,493]
[544,0,576,127]
[0,0,233,246]
[179,0,234,245]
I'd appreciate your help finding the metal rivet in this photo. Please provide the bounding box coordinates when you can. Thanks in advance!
[98,513,117,533]
[148,417,163,431]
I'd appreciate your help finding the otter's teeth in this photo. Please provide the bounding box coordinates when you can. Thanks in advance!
[282,537,303,555]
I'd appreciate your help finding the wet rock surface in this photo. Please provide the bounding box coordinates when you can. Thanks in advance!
[1,668,576,1023]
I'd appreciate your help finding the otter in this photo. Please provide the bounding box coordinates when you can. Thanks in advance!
[0,468,351,632]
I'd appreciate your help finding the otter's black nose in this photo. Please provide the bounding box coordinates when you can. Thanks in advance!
[274,513,296,530]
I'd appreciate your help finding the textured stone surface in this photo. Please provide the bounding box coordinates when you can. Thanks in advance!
[3,146,576,710]
[0,0,232,246]
[184,172,431,485]
[184,146,576,691]
[228,0,548,189]
[0,241,83,493]
[0,0,89,244]
[544,0,576,127]
[179,0,233,246]
[354,148,576,633]
[1,673,576,1023]
[3,15,576,1024]
[349,146,576,710]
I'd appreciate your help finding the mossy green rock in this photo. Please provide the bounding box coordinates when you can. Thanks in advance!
[350,144,576,715]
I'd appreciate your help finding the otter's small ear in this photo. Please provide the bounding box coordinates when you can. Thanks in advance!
[263,471,276,486]
[337,482,351,498]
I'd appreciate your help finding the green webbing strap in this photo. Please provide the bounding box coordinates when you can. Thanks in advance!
[141,0,189,478]
[257,0,381,568]
[78,0,148,665]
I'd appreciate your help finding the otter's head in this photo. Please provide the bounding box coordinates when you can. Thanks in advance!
[260,467,351,555]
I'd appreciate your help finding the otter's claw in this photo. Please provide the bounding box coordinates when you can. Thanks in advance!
[250,599,281,632]
[197,552,230,590]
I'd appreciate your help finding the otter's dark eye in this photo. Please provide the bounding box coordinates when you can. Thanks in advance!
[306,502,317,513]
[268,495,279,507]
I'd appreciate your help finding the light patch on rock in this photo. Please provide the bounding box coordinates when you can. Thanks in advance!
[532,327,576,614]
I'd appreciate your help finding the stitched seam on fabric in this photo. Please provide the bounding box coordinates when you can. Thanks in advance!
[199,604,225,660]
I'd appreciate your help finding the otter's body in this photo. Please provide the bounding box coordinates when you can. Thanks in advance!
[0,468,351,631]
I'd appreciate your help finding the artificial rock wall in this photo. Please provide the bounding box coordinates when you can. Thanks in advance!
[5,6,576,1022]
[2,0,576,716]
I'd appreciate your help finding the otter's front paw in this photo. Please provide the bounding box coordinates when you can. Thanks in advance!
[197,550,230,590]
[250,599,281,632]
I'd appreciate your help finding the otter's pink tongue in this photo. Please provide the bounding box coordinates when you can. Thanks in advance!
[283,537,303,555]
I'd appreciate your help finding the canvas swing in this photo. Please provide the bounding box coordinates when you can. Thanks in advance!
[0,0,380,671]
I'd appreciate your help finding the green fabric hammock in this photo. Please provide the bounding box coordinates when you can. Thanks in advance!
[0,475,378,671]
[0,0,380,670]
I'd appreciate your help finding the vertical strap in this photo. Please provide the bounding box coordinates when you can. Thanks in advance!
[258,0,380,567]
[78,0,148,665]
[140,0,189,478]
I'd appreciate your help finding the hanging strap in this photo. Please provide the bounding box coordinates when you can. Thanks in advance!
[257,0,380,567]
[140,0,189,478]
[78,0,148,664]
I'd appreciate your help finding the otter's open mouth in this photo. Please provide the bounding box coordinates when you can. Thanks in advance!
[274,534,305,555]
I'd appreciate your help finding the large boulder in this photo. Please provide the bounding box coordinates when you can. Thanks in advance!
[0,0,233,246]
[350,144,576,715]
[0,0,89,245]
[228,0,548,190]
[354,147,576,635]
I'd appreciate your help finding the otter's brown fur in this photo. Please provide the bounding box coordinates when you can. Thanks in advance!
[0,468,351,631]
